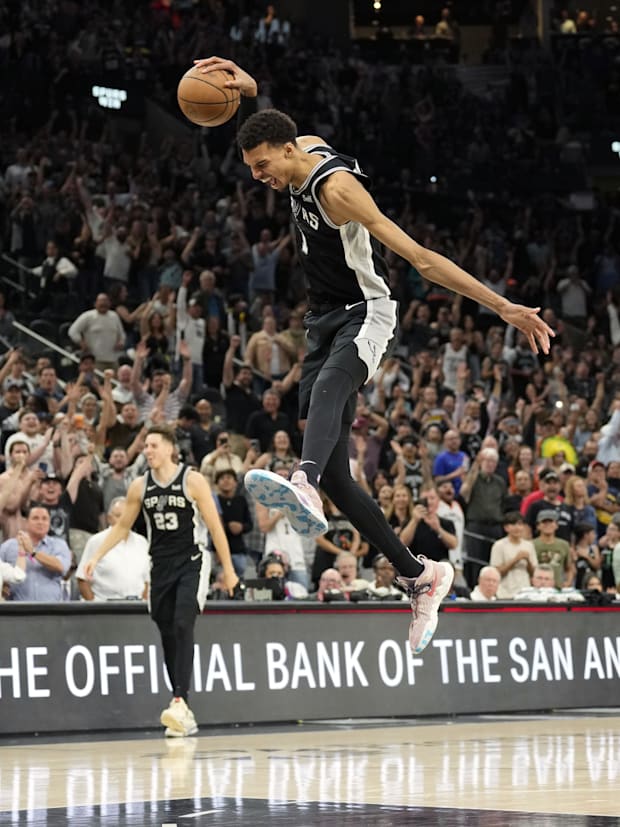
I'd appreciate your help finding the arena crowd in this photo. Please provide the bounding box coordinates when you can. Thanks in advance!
[0,0,619,605]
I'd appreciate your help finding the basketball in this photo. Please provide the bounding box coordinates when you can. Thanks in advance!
[177,66,240,127]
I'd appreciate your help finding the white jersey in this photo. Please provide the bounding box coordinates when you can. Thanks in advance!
[264,508,306,573]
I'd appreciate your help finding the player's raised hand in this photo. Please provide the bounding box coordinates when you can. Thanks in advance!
[193,56,257,97]
[498,303,555,355]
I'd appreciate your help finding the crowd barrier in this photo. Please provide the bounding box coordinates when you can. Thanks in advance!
[0,601,619,735]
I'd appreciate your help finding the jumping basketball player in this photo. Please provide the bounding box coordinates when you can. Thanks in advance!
[83,425,239,737]
[196,56,554,655]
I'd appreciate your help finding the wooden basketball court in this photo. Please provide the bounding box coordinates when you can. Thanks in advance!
[1,712,619,825]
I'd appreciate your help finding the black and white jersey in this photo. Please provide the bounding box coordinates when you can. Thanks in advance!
[289,144,390,307]
[141,465,208,561]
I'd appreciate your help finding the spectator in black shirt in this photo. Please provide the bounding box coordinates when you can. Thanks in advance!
[215,469,253,578]
[175,405,199,466]
[202,315,229,389]
[222,337,261,436]
[246,388,291,453]
[0,383,23,431]
[524,469,574,542]
[399,485,457,563]
[68,454,105,562]
[35,471,73,546]
[189,398,222,465]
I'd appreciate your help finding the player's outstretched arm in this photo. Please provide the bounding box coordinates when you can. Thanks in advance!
[320,172,554,355]
[82,477,144,579]
[186,470,239,594]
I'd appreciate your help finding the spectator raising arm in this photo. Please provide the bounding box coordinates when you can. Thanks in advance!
[222,334,241,389]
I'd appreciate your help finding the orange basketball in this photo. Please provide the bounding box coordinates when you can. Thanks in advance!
[177,66,240,127]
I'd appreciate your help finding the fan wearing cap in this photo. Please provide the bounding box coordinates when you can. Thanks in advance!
[558,461,576,480]
[4,409,55,472]
[532,509,574,589]
[587,460,620,537]
[0,381,23,427]
[34,471,73,547]
[490,511,538,599]
[389,434,428,500]
[0,348,31,396]
[523,468,574,542]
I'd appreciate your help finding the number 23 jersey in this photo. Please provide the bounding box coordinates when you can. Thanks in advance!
[141,465,208,561]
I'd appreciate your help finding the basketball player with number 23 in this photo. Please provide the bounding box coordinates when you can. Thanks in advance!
[194,55,555,657]
[84,425,240,737]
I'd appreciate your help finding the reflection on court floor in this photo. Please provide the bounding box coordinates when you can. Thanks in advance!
[1,716,619,825]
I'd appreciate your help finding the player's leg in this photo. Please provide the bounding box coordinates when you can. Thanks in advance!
[320,423,454,653]
[246,301,391,534]
[244,308,333,533]
[244,360,359,534]
[296,300,394,484]
[150,576,191,735]
[150,578,176,687]
[319,420,423,577]
[158,565,202,736]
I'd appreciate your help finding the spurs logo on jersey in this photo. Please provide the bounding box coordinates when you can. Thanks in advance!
[289,144,390,307]
[292,198,320,231]
[141,465,208,561]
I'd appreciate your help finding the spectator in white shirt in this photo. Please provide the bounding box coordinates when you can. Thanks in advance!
[175,272,206,394]
[68,294,126,370]
[436,479,465,577]
[76,497,150,601]
[0,556,26,599]
[4,147,33,192]
[490,511,538,598]
[470,565,501,601]
[596,401,620,466]
[556,264,591,325]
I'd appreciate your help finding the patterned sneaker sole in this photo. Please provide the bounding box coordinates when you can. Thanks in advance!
[245,469,328,536]
[160,709,187,733]
[410,561,454,655]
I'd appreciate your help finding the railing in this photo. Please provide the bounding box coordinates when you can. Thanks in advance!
[0,253,38,306]
[10,320,111,382]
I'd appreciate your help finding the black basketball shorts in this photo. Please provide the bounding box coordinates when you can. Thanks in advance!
[299,297,398,421]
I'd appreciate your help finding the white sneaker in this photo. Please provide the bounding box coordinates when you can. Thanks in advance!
[397,557,454,654]
[160,697,198,736]
[182,708,198,736]
[244,468,327,536]
[164,709,198,738]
